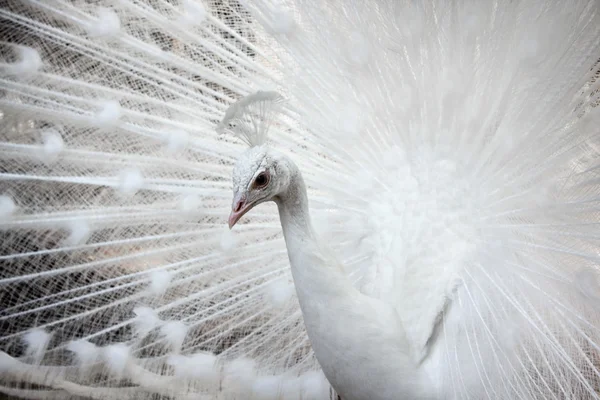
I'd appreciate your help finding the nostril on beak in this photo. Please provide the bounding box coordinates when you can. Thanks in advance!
[233,199,245,212]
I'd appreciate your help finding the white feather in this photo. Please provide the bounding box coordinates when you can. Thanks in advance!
[1,0,600,399]
[64,220,91,246]
[86,7,121,39]
[179,0,207,27]
[267,5,295,35]
[94,100,122,129]
[300,371,330,400]
[164,129,190,154]
[22,329,51,365]
[3,46,42,79]
[223,358,257,395]
[168,352,219,385]
[102,344,130,377]
[39,129,64,163]
[148,270,172,297]
[67,340,100,367]
[0,195,16,221]
[160,321,188,353]
[132,306,161,337]
[252,375,283,400]
[220,227,239,251]
[117,168,144,196]
[265,279,295,309]
[179,194,203,214]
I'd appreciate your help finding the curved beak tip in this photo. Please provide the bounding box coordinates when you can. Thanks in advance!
[228,212,238,229]
[228,198,248,229]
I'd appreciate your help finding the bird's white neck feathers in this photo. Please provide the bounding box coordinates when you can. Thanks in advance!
[273,155,433,400]
[274,155,352,296]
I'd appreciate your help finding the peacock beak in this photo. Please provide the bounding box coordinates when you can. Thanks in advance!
[228,194,251,229]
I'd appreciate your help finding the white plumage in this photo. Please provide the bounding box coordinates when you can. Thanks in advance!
[1,0,600,399]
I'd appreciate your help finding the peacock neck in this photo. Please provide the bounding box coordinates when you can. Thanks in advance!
[275,163,355,301]
[275,170,314,241]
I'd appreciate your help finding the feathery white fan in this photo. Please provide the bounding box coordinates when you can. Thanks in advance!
[1,0,600,399]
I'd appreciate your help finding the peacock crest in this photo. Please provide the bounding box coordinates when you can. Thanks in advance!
[217,91,285,148]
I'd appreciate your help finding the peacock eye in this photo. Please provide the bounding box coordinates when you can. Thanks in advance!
[253,171,270,189]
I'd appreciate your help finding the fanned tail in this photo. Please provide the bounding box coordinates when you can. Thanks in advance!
[2,0,600,399]
[1,1,330,398]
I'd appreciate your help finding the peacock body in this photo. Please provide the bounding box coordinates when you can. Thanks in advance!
[1,0,600,399]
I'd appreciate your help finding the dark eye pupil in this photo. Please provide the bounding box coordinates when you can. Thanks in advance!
[256,173,267,186]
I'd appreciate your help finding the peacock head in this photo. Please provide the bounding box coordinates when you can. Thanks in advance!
[219,91,290,229]
[229,145,291,228]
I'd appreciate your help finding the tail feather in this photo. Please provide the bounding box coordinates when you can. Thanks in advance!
[2,0,600,399]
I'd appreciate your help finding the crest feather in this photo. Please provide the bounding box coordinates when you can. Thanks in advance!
[217,91,285,147]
